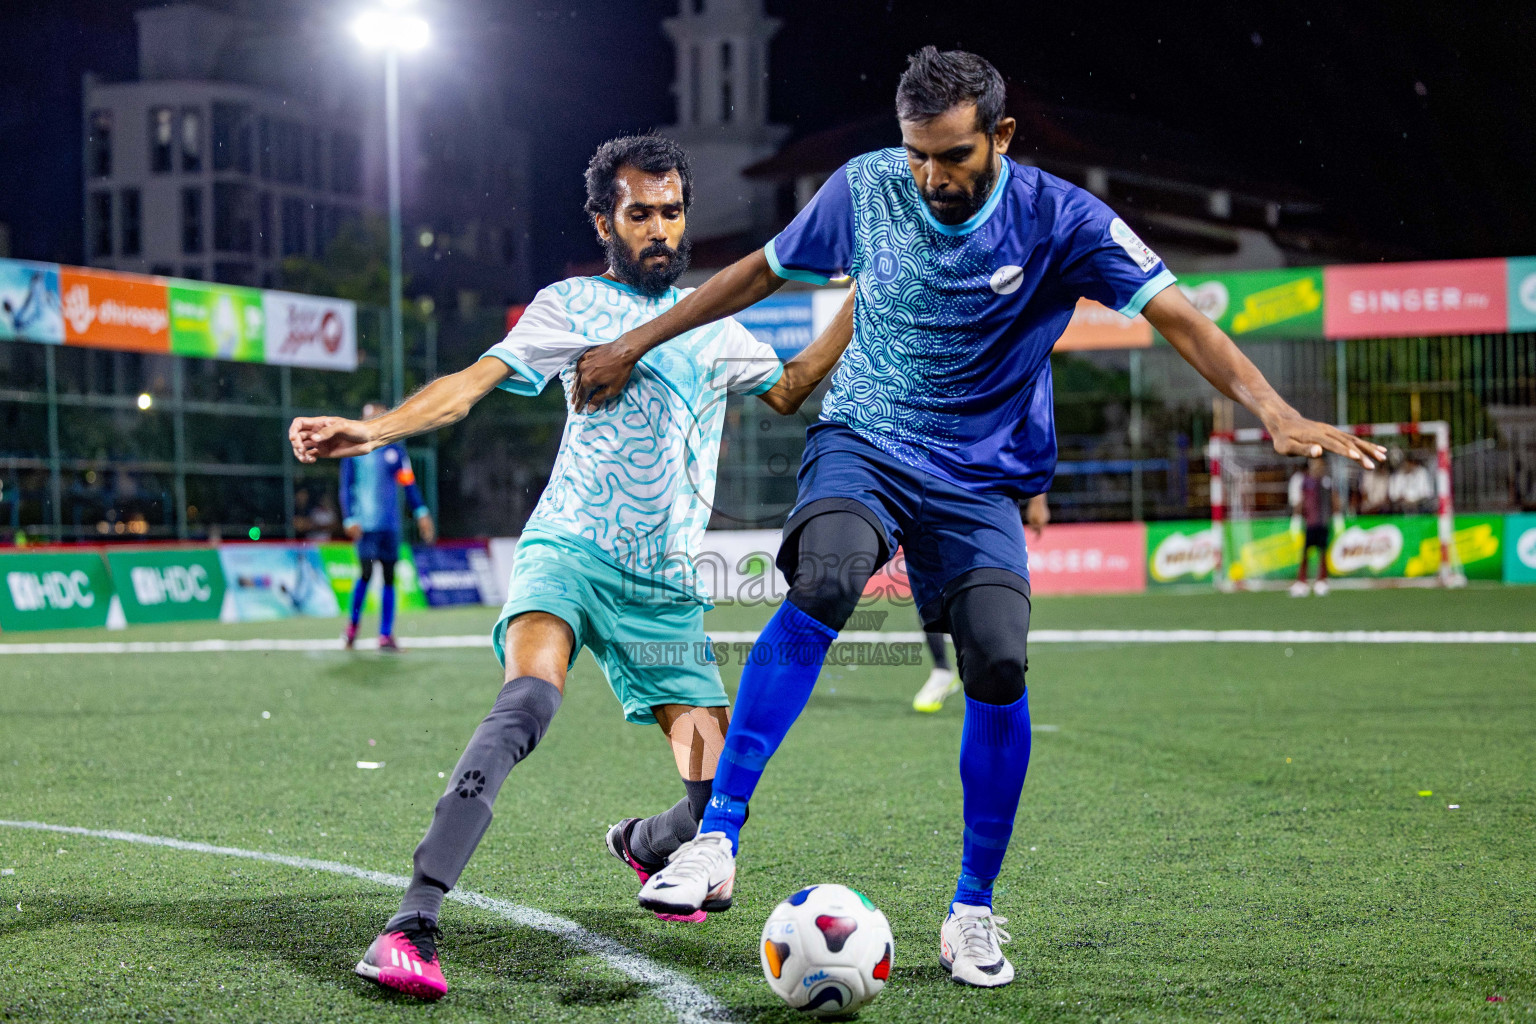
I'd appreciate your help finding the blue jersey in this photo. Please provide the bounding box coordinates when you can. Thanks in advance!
[340,442,428,535]
[766,149,1176,497]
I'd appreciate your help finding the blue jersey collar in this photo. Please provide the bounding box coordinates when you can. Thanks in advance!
[915,156,1012,237]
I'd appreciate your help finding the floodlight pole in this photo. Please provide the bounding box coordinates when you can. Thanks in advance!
[385,47,405,407]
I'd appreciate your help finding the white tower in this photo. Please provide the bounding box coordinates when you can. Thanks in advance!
[662,0,788,242]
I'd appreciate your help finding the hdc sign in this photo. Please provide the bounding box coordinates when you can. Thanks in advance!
[106,549,226,624]
[0,553,114,631]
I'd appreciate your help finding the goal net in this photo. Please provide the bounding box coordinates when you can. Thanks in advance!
[1208,421,1465,590]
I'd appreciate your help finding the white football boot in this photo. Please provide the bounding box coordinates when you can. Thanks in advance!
[912,667,961,712]
[1312,579,1330,596]
[940,903,1015,987]
[1288,580,1310,598]
[636,831,735,916]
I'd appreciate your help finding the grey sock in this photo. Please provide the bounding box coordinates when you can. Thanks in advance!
[629,778,715,869]
[390,675,562,926]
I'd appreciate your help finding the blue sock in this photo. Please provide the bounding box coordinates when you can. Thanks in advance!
[380,583,396,637]
[702,600,837,852]
[954,691,1032,910]
[349,575,369,627]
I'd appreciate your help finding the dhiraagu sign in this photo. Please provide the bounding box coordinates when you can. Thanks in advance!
[168,281,266,361]
[0,552,114,631]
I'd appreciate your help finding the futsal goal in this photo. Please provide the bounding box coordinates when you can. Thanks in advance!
[1207,420,1466,590]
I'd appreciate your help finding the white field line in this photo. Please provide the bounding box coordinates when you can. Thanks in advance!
[0,819,727,1024]
[1,628,1534,656]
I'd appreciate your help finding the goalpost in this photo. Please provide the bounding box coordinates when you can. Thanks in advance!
[1208,420,1466,590]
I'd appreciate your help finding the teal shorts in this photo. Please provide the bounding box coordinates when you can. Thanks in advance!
[492,534,726,725]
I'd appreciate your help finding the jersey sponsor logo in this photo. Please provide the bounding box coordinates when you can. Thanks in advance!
[989,264,1025,296]
[871,248,899,283]
[1109,218,1161,273]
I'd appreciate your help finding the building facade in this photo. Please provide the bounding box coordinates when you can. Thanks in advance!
[81,4,532,305]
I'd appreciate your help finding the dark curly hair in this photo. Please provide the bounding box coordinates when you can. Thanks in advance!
[583,134,693,223]
[896,46,1007,134]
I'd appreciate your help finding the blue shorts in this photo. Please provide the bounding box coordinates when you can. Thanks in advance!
[493,533,727,725]
[356,531,400,564]
[777,423,1031,632]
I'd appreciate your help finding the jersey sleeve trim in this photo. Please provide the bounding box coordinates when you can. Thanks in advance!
[765,237,833,286]
[744,361,785,396]
[1117,268,1177,319]
[483,347,546,396]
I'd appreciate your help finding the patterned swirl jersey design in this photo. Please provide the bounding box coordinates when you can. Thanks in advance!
[766,147,1176,497]
[483,277,782,598]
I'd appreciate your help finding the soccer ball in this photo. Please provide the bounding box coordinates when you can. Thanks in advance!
[760,883,894,1018]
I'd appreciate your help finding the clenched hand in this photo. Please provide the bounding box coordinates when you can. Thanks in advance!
[289,416,375,463]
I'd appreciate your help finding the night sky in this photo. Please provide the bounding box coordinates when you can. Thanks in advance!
[4,1,1534,286]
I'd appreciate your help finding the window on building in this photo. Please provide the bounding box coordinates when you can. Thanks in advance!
[693,0,705,12]
[213,262,253,286]
[181,187,204,254]
[258,116,271,179]
[689,45,702,125]
[280,196,307,256]
[308,130,325,189]
[181,265,203,280]
[330,131,362,194]
[311,203,328,258]
[211,102,252,173]
[213,182,255,253]
[88,110,113,178]
[720,42,733,123]
[257,192,272,257]
[120,189,141,256]
[90,191,113,257]
[181,108,202,172]
[274,121,303,184]
[150,107,174,173]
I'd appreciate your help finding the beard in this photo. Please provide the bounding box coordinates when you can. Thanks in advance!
[605,234,692,298]
[921,142,997,226]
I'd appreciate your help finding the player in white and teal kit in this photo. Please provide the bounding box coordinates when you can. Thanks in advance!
[289,135,855,1000]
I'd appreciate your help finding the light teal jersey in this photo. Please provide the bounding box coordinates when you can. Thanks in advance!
[483,276,783,600]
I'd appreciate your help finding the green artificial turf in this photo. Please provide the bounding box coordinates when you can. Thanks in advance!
[1,587,1532,1022]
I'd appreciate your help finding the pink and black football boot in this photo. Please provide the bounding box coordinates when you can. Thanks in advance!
[377,635,402,653]
[605,818,707,923]
[355,915,447,1000]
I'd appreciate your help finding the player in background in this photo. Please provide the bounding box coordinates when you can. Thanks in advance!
[339,405,435,652]
[913,492,1048,712]
[1289,456,1341,597]
[572,49,1386,987]
[290,135,855,1001]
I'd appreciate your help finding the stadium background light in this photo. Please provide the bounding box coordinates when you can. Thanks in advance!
[350,0,429,407]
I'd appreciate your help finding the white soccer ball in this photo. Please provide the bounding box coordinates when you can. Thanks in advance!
[760,883,894,1018]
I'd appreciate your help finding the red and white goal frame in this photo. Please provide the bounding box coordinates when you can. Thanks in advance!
[1208,420,1463,589]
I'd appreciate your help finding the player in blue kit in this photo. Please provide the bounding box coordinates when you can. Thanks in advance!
[573,48,1387,987]
[339,408,435,652]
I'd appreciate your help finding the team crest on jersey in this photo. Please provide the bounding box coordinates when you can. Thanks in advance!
[871,248,900,283]
[989,265,1024,295]
[1110,218,1160,273]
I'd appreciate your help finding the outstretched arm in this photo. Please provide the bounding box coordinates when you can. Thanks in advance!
[758,285,857,414]
[289,357,510,464]
[573,249,784,411]
[1142,287,1386,468]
